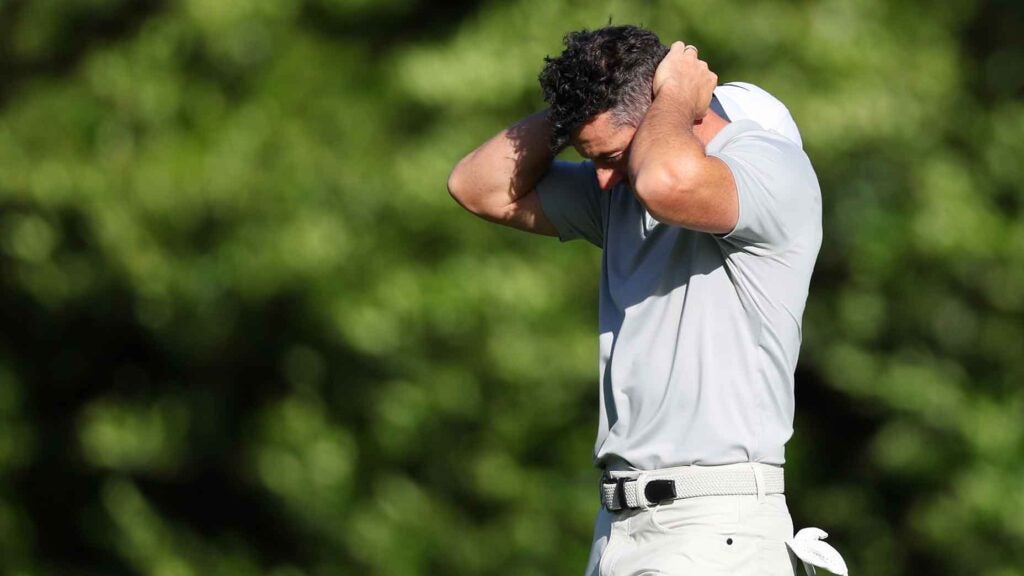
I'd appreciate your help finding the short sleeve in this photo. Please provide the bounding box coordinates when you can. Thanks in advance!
[712,132,821,250]
[536,160,606,247]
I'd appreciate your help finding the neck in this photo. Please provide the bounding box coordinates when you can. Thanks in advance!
[693,109,729,146]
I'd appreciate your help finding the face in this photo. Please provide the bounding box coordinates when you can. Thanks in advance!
[571,111,638,191]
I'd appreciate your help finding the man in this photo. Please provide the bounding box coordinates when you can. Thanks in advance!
[448,25,844,576]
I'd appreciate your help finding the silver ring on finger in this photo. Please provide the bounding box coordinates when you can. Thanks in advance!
[684,45,698,55]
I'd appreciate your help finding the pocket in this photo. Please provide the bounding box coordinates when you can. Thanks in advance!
[635,531,757,575]
[749,494,795,541]
[757,494,792,518]
[650,496,740,535]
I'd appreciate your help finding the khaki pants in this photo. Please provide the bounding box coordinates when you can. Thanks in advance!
[585,493,798,576]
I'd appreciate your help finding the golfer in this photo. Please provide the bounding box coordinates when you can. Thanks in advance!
[448,25,846,576]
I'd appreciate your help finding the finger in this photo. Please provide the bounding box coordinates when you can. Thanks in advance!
[683,44,699,57]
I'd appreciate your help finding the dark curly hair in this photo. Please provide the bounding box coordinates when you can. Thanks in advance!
[539,25,668,151]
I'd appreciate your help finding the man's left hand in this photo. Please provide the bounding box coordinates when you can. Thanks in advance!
[652,42,718,120]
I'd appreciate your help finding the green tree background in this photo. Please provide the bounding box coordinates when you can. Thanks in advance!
[0,0,1021,574]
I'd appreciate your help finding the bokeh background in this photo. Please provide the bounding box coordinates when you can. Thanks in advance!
[0,0,1022,574]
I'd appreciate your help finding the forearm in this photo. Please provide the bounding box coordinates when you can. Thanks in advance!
[448,110,556,215]
[628,86,706,206]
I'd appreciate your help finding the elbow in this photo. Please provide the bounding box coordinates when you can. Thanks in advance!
[448,160,498,218]
[631,164,699,220]
[446,165,464,204]
[447,161,479,214]
[631,167,671,206]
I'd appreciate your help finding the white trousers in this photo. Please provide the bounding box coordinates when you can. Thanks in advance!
[584,493,799,576]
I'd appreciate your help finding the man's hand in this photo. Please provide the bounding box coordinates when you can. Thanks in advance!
[628,41,737,234]
[652,42,718,120]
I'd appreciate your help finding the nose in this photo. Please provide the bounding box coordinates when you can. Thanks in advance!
[595,167,624,191]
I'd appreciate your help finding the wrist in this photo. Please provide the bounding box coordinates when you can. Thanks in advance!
[654,80,682,98]
[653,84,699,121]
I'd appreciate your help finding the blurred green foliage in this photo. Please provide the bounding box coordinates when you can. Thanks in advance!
[0,0,1022,574]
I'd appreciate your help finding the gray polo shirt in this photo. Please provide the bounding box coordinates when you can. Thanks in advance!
[537,120,822,470]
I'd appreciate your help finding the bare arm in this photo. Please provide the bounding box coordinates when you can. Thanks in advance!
[628,42,738,234]
[447,111,559,236]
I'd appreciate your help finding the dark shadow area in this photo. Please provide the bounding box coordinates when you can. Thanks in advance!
[300,0,483,54]
[0,0,164,107]
[0,201,390,571]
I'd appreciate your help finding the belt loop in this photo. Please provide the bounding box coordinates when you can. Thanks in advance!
[751,463,766,502]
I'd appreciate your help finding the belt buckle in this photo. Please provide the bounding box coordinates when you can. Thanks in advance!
[600,474,632,511]
[615,477,629,510]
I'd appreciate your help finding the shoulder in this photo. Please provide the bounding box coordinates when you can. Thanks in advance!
[714,120,802,157]
[710,120,821,247]
[712,121,816,183]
